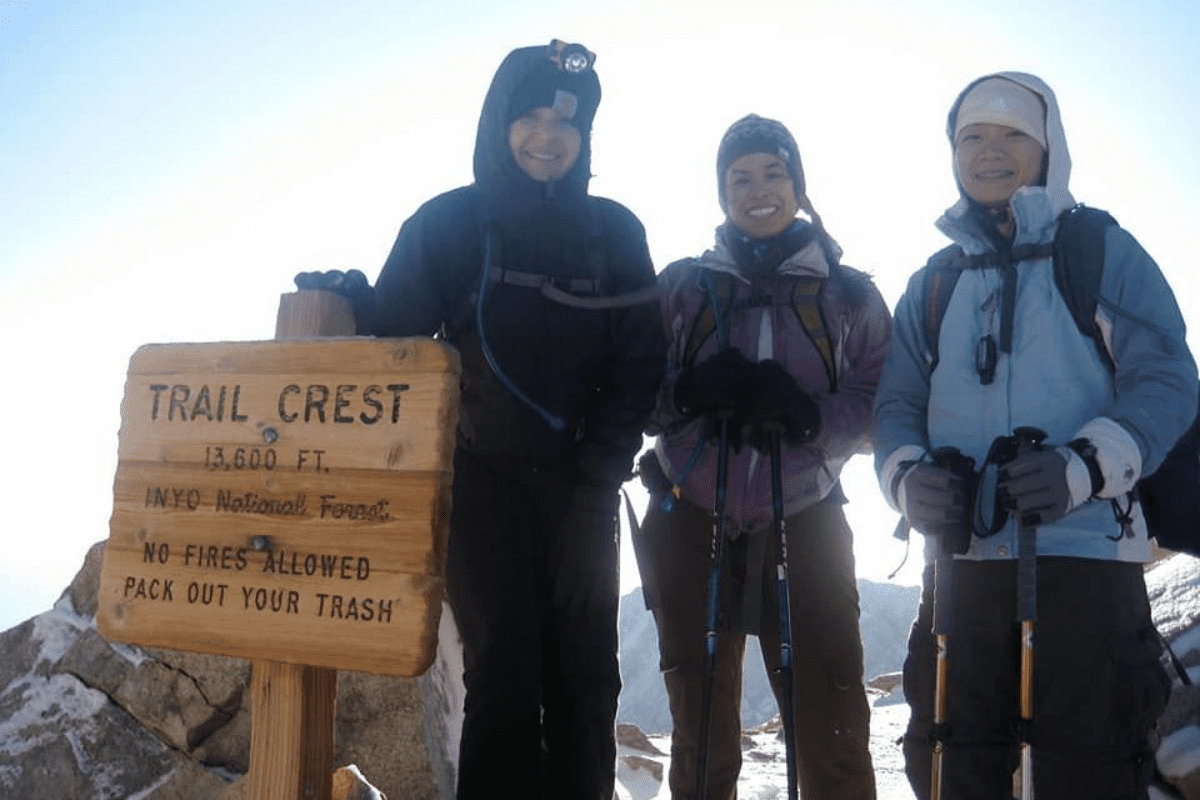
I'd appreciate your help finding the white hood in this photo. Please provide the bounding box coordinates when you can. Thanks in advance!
[936,71,1077,252]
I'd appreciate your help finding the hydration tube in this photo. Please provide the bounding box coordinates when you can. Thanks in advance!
[703,270,730,353]
[476,227,567,432]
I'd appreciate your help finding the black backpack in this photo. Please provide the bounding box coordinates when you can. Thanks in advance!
[920,205,1200,555]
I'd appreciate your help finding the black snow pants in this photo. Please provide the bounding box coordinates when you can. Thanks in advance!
[445,450,622,800]
[903,557,1170,800]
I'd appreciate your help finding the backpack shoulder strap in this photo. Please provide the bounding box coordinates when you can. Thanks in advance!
[1052,205,1117,337]
[682,268,734,367]
[1052,204,1118,364]
[586,197,610,292]
[790,277,838,392]
[921,244,966,370]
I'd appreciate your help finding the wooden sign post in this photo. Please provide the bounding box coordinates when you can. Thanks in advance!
[97,291,459,799]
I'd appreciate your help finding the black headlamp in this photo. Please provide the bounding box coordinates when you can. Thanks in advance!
[547,39,595,74]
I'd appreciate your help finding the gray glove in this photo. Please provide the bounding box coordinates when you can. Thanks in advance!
[901,460,974,550]
[997,447,1072,527]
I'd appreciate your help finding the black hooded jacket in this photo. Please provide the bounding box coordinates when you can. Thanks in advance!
[370,45,665,486]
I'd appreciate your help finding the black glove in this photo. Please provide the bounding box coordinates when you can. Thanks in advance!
[996,446,1073,527]
[743,360,821,450]
[293,269,375,331]
[294,268,370,295]
[673,348,758,418]
[901,457,975,552]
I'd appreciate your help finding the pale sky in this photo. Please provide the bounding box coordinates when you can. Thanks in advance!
[2,0,1198,633]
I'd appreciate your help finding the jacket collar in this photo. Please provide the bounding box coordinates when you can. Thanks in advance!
[698,224,834,282]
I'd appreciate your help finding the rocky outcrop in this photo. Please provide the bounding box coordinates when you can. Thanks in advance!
[0,604,234,799]
[1148,552,1200,799]
[0,540,464,799]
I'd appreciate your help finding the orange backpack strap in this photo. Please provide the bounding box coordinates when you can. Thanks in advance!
[790,277,837,392]
[680,269,837,391]
[681,269,734,367]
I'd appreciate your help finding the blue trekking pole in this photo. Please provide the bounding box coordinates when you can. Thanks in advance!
[768,427,799,800]
[696,411,731,800]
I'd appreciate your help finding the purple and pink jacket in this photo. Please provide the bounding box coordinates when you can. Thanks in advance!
[646,225,892,537]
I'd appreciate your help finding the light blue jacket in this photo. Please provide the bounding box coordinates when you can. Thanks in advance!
[874,71,1198,562]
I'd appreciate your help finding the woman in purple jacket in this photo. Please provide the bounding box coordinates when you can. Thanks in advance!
[637,114,890,800]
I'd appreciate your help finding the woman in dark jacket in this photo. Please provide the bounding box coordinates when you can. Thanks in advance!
[369,42,664,800]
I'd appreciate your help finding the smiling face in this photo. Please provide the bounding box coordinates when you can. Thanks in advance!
[507,105,582,182]
[954,122,1046,208]
[723,152,800,240]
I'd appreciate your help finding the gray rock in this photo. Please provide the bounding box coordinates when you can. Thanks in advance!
[60,541,105,622]
[0,540,459,799]
[193,705,252,775]
[1147,553,1200,799]
[140,757,233,800]
[0,619,39,693]
[619,753,663,783]
[0,672,183,800]
[57,626,132,697]
[331,765,388,800]
[617,722,665,756]
[334,670,439,800]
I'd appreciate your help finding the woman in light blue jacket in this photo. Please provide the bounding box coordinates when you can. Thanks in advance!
[874,72,1198,800]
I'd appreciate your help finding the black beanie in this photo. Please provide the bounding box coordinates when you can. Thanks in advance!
[716,114,805,212]
[506,60,599,127]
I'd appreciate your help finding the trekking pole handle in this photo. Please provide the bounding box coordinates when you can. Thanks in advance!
[1012,426,1048,452]
[1011,426,1047,624]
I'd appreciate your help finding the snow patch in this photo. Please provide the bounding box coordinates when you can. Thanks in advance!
[0,674,110,757]
[50,593,91,625]
[1148,554,1200,642]
[39,593,150,668]
[612,695,916,800]
[30,606,88,666]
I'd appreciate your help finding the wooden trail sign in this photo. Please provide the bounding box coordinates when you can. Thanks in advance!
[97,331,460,677]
